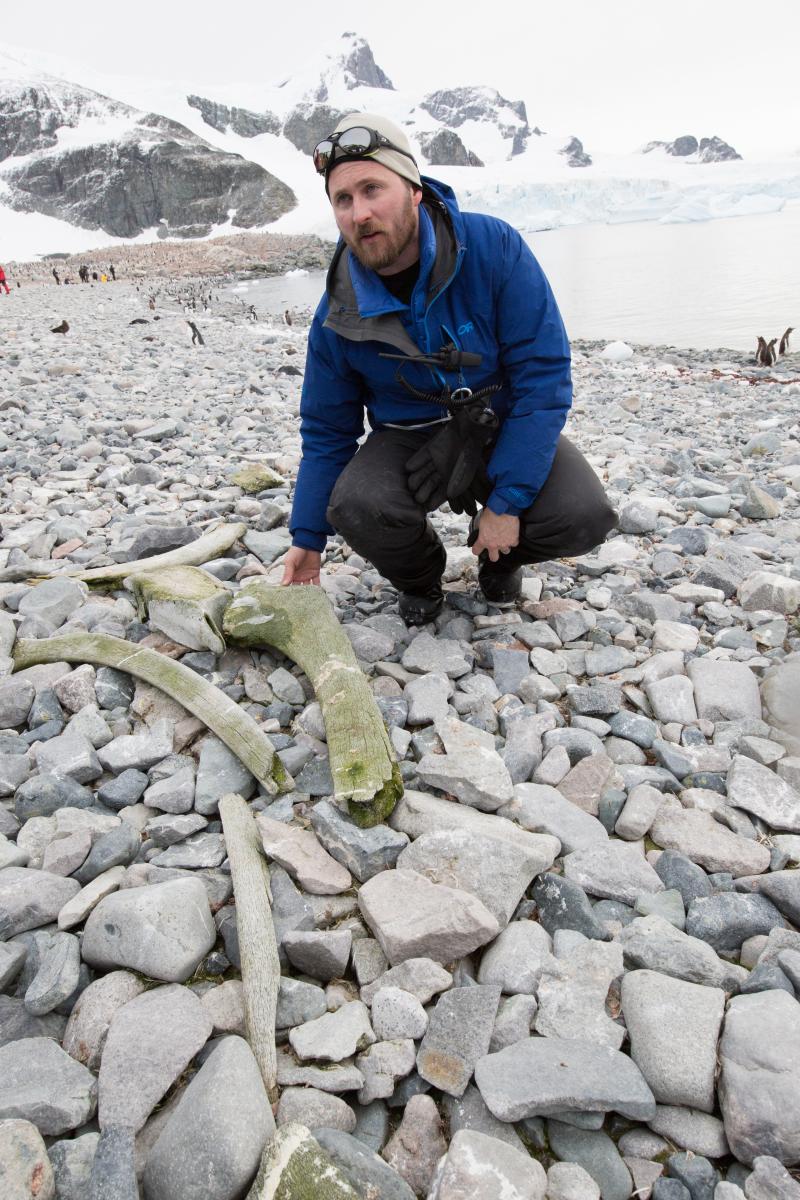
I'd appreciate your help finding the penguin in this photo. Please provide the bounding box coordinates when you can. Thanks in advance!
[50,320,69,334]
[756,336,770,365]
[779,327,794,355]
[283,309,293,327]
[766,338,778,366]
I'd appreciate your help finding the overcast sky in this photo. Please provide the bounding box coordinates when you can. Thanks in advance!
[3,0,798,156]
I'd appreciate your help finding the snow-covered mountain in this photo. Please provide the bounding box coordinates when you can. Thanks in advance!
[1,32,798,260]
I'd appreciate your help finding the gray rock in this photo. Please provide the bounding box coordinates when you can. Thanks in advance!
[35,731,102,783]
[144,812,208,848]
[475,1036,656,1122]
[277,1086,355,1132]
[256,813,352,894]
[360,957,453,1007]
[651,808,770,877]
[655,850,713,906]
[352,1099,390,1153]
[99,984,212,1132]
[417,984,501,1097]
[686,893,785,952]
[503,782,608,853]
[622,970,725,1112]
[389,789,558,861]
[649,1106,729,1158]
[726,756,800,834]
[194,735,255,815]
[0,867,80,938]
[88,1126,137,1200]
[490,993,538,1051]
[645,676,697,725]
[616,785,663,841]
[687,660,761,723]
[0,1118,55,1200]
[563,843,664,904]
[0,678,35,728]
[310,799,409,882]
[74,822,141,883]
[274,1046,364,1094]
[745,1156,800,1200]
[532,873,610,941]
[0,1037,96,1134]
[314,1127,416,1200]
[23,930,80,1016]
[62,970,146,1070]
[443,1083,528,1153]
[405,674,452,725]
[149,831,226,869]
[547,1161,602,1200]
[718,990,800,1164]
[142,1036,273,1200]
[477,920,554,994]
[283,929,352,981]
[95,667,135,711]
[141,767,195,814]
[617,914,747,990]
[397,826,549,927]
[371,987,429,1041]
[49,1132,100,1200]
[535,937,625,1050]
[416,743,514,811]
[0,940,27,991]
[666,1152,719,1200]
[289,1000,376,1062]
[402,632,471,678]
[756,872,800,927]
[17,576,87,627]
[548,1122,632,1200]
[82,877,216,981]
[430,1128,547,1199]
[356,1039,417,1104]
[358,868,499,965]
[98,721,174,774]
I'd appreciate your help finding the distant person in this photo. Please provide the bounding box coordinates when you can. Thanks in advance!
[109,264,117,281]
[281,113,616,623]
[52,267,61,285]
[92,271,98,282]
[0,265,10,295]
[79,264,89,283]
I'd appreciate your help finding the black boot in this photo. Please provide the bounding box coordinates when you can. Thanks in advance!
[398,584,444,626]
[478,564,522,607]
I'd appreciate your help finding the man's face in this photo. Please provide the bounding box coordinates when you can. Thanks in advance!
[328,159,421,274]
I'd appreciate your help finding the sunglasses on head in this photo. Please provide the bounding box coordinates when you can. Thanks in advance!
[313,125,417,175]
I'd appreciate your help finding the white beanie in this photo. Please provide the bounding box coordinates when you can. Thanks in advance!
[324,112,421,191]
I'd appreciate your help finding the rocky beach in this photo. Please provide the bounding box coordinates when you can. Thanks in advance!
[1,267,800,1200]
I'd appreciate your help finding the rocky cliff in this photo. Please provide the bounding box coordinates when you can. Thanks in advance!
[643,134,741,161]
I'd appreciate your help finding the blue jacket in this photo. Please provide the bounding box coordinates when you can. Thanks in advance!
[290,176,572,552]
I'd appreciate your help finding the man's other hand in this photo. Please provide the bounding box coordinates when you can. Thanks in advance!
[281,547,322,586]
[471,510,520,563]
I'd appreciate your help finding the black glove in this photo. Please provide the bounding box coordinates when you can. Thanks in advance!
[406,404,499,517]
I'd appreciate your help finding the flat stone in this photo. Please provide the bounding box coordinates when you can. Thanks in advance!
[727,756,800,833]
[402,633,471,678]
[745,1156,800,1200]
[738,573,800,615]
[41,828,92,875]
[622,970,725,1112]
[48,1131,99,1200]
[358,868,499,965]
[310,799,409,882]
[57,865,126,931]
[0,941,28,991]
[558,754,618,815]
[651,808,771,877]
[144,812,207,848]
[141,767,195,814]
[535,937,625,1049]
[687,659,762,723]
[149,831,226,869]
[23,930,80,1016]
[0,867,80,938]
[475,1036,656,1122]
[719,991,800,1165]
[81,877,216,981]
[532,873,610,941]
[34,731,102,784]
[360,957,453,1007]
[397,826,551,927]
[416,745,514,811]
[283,929,352,982]
[256,813,352,894]
[372,987,429,1041]
[617,914,748,990]
[547,1161,601,1200]
[17,577,87,627]
[0,1037,96,1134]
[655,850,713,907]
[74,821,140,883]
[686,893,785,952]
[430,1128,547,1199]
[98,720,174,774]
[563,843,664,904]
[762,663,800,743]
[0,678,34,728]
[417,984,501,1097]
[194,735,255,815]
[649,1106,729,1158]
[62,970,147,1070]
[476,921,554,994]
[645,677,698,725]
[290,1000,376,1062]
[86,1125,137,1200]
[99,983,213,1132]
[504,782,608,853]
[443,1083,528,1153]
[142,1035,273,1200]
[404,674,452,725]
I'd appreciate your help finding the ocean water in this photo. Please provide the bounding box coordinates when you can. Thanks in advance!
[233,203,799,353]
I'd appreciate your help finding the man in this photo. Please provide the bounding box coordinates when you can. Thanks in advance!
[282,113,616,624]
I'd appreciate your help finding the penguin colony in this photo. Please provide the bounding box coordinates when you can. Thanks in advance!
[756,326,793,365]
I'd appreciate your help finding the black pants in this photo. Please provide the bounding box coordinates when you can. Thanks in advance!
[327,429,617,595]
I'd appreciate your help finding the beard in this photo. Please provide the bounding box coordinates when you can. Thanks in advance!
[347,189,418,272]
